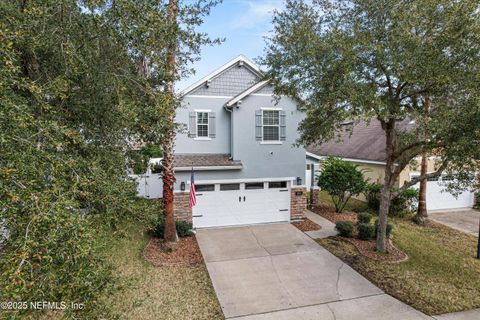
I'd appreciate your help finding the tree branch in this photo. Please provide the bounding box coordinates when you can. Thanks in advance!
[395,81,408,99]
[393,140,426,159]
[391,160,449,198]
[377,61,393,97]
[399,88,429,101]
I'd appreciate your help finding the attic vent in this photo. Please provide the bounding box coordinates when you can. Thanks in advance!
[238,61,244,67]
[206,79,212,87]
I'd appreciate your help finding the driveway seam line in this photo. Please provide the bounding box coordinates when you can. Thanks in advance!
[204,248,322,263]
[248,226,273,256]
[335,263,344,299]
[225,292,387,319]
[326,303,337,320]
[268,255,297,309]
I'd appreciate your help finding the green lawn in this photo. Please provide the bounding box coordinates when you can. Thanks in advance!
[316,190,373,213]
[99,221,223,320]
[318,219,480,315]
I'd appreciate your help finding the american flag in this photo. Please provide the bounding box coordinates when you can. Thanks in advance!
[189,168,196,208]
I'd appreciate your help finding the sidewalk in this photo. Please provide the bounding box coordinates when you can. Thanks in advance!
[304,209,337,239]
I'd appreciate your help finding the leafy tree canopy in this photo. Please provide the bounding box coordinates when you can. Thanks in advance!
[0,0,219,317]
[317,157,367,213]
[262,0,480,251]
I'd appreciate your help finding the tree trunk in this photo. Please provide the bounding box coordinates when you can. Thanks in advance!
[415,96,431,224]
[377,181,391,252]
[416,152,428,223]
[376,120,396,252]
[162,0,179,244]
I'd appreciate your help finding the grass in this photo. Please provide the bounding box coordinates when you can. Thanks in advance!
[316,190,373,213]
[98,220,223,320]
[317,219,480,315]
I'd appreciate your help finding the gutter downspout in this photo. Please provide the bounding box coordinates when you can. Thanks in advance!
[223,105,233,159]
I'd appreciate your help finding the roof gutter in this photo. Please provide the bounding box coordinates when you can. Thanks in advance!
[175,165,242,171]
[306,152,387,165]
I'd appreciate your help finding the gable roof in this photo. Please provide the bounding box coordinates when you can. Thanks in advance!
[306,119,414,163]
[225,80,270,107]
[179,55,263,97]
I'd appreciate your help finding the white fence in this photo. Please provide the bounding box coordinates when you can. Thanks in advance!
[130,173,163,199]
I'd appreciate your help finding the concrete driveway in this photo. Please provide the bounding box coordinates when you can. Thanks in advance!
[429,209,480,235]
[196,223,431,319]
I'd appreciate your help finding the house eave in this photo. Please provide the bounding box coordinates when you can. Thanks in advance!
[306,152,387,165]
[225,80,270,107]
[178,55,263,97]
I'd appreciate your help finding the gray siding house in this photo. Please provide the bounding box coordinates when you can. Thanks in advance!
[138,55,307,228]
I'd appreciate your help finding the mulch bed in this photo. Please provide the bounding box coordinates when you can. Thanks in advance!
[292,218,321,232]
[143,236,203,267]
[342,237,408,264]
[310,203,358,224]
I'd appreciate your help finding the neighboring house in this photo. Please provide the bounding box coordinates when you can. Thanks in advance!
[306,119,476,211]
[134,55,307,228]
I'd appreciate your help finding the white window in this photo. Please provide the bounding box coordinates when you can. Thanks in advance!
[196,112,209,137]
[262,110,280,141]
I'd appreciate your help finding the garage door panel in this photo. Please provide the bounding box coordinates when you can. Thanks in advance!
[192,182,291,228]
[412,177,474,211]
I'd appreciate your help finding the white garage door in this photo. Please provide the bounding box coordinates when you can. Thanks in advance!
[412,175,475,211]
[192,181,291,228]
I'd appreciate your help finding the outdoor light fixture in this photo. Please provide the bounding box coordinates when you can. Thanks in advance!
[296,177,302,185]
[180,181,186,191]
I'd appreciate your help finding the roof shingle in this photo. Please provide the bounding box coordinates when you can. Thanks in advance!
[174,154,242,170]
[306,119,413,162]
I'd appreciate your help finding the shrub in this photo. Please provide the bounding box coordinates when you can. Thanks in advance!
[375,219,394,238]
[363,183,419,217]
[357,223,375,240]
[364,183,382,211]
[152,217,193,238]
[335,221,354,237]
[357,212,372,224]
[390,188,419,217]
[176,221,194,237]
[0,211,113,318]
[317,157,367,213]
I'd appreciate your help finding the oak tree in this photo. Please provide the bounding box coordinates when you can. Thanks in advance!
[262,0,480,251]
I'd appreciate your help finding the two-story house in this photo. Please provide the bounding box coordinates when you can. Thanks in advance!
[138,55,307,228]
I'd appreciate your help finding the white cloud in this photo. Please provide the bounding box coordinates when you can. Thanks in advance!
[232,0,283,29]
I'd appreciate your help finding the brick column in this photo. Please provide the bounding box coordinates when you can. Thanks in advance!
[291,187,307,220]
[173,192,192,223]
[311,188,321,205]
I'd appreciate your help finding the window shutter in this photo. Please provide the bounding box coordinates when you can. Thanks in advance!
[188,112,196,138]
[255,110,262,141]
[208,112,216,138]
[280,110,286,141]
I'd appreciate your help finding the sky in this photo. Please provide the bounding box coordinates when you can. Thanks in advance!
[177,0,284,91]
